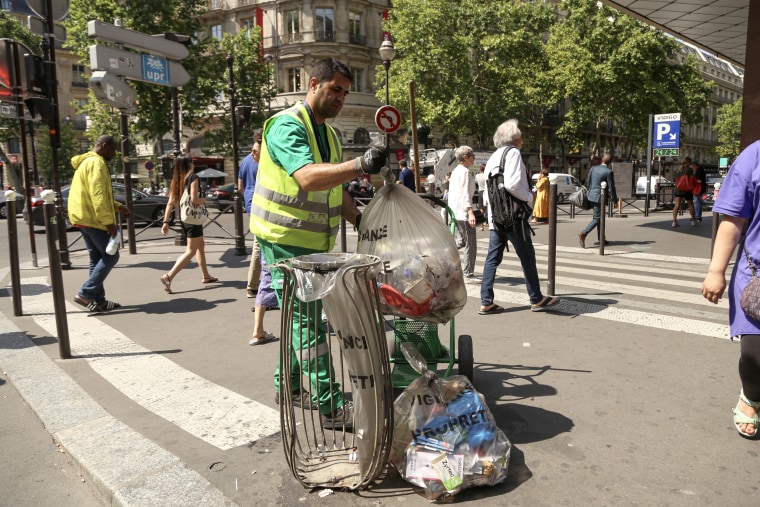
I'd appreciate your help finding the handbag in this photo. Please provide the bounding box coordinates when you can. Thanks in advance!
[569,186,591,210]
[180,176,208,225]
[740,245,760,321]
[675,174,695,193]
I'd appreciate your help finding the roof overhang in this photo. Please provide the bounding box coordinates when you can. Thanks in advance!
[599,0,747,68]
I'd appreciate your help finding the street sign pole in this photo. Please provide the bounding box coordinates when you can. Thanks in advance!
[9,41,39,268]
[41,0,70,269]
[645,114,653,217]
[227,53,246,256]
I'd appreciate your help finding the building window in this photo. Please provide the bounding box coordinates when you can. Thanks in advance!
[7,138,19,153]
[285,10,300,42]
[241,18,253,38]
[349,12,365,44]
[353,128,370,146]
[315,8,334,41]
[211,24,223,41]
[351,68,363,93]
[79,139,90,153]
[288,68,301,92]
[71,65,87,87]
[74,99,88,130]
[210,0,222,9]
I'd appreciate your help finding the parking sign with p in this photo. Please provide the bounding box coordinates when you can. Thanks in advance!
[653,113,681,149]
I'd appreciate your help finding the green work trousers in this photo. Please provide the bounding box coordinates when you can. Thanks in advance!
[258,238,343,415]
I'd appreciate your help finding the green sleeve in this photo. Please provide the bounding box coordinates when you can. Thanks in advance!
[266,116,315,176]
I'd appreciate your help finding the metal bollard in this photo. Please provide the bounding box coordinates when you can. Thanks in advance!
[599,182,607,255]
[547,183,557,296]
[42,196,71,359]
[6,190,22,316]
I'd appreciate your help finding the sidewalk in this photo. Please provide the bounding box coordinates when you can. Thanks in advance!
[1,208,739,506]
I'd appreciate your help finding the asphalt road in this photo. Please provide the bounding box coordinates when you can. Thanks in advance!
[2,201,752,506]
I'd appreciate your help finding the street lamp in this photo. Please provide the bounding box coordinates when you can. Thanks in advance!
[379,39,395,149]
[264,54,273,117]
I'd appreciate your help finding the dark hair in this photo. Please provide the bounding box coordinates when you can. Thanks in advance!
[169,156,193,202]
[400,159,408,167]
[310,58,353,85]
[94,135,116,149]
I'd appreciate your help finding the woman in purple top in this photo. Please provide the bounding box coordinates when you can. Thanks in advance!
[703,140,760,438]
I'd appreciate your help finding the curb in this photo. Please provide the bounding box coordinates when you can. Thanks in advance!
[0,317,235,507]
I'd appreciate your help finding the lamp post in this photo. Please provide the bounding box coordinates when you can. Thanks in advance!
[378,40,395,149]
[264,54,273,117]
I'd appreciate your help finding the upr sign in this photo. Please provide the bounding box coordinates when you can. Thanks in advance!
[653,113,681,149]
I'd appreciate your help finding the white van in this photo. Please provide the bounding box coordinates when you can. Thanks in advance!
[531,173,582,202]
[635,176,671,197]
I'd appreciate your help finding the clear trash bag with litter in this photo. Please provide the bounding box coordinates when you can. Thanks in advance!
[389,343,511,501]
[356,183,467,323]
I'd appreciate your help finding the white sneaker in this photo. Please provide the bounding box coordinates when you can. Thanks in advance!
[691,219,697,226]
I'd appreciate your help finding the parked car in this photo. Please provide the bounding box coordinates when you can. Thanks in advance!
[205,183,236,211]
[635,176,672,198]
[531,173,582,202]
[30,184,173,227]
[0,189,26,219]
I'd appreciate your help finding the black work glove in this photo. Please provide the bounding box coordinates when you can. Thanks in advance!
[358,148,388,174]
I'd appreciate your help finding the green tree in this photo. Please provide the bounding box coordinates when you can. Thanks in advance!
[547,0,713,159]
[382,0,556,149]
[714,98,742,161]
[65,0,273,159]
[36,120,80,184]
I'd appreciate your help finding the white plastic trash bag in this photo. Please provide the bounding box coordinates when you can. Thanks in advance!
[356,184,467,323]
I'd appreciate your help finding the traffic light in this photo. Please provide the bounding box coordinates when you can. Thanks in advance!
[24,96,51,121]
[23,52,48,96]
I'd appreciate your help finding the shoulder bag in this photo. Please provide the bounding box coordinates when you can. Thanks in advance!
[740,244,760,321]
[180,175,208,225]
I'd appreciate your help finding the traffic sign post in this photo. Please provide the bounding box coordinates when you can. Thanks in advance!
[653,113,681,149]
[654,148,680,157]
[88,20,190,60]
[374,105,402,133]
[89,70,137,112]
[89,45,190,87]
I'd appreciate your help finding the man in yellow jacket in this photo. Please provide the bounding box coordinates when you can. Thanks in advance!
[69,135,129,312]
[250,58,387,430]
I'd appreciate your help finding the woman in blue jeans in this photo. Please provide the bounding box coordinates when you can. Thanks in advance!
[479,119,560,315]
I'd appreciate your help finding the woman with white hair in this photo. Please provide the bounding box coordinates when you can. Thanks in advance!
[479,119,559,314]
[447,145,479,281]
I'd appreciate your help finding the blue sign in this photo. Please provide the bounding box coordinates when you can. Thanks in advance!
[141,54,170,85]
[653,113,681,149]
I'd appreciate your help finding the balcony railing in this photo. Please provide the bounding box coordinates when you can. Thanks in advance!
[315,30,335,42]
[349,33,366,45]
[283,32,302,44]
[236,0,254,5]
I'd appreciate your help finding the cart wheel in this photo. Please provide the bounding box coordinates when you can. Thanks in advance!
[458,335,474,383]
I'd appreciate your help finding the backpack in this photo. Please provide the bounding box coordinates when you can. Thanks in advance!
[486,148,534,238]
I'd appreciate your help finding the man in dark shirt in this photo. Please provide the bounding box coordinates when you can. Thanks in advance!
[399,159,416,191]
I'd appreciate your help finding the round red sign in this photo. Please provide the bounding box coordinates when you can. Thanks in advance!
[374,105,402,134]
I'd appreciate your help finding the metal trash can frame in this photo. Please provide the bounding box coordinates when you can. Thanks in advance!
[277,253,394,490]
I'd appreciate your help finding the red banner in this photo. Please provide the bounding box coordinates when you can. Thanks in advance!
[542,156,554,168]
[567,157,579,166]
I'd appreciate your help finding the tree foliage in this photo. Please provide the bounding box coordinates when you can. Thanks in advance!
[383,0,556,149]
[547,0,713,159]
[64,0,272,157]
[714,98,742,161]
[383,0,714,159]
[35,120,79,184]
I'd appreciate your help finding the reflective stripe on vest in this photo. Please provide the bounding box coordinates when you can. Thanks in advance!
[249,103,343,251]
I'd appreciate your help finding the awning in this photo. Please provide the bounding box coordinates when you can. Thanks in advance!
[195,168,227,178]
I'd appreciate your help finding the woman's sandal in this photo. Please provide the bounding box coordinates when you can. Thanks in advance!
[160,274,172,294]
[202,276,219,284]
[733,390,760,438]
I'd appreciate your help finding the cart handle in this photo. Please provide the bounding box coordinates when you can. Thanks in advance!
[418,193,457,236]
